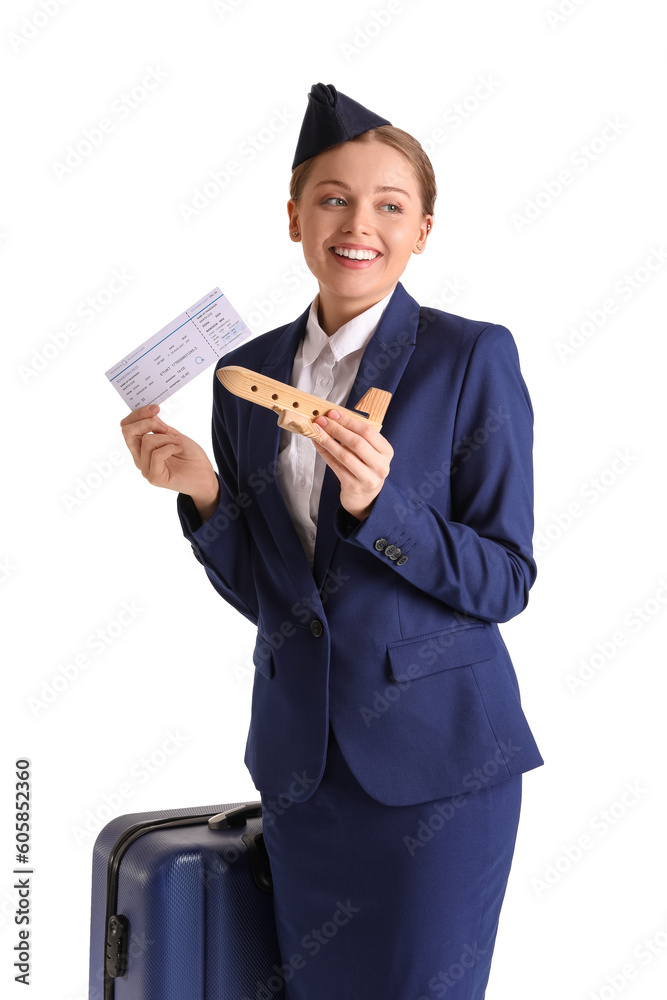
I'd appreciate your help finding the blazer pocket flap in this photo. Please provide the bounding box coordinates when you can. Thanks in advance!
[388,625,496,682]
[252,633,274,679]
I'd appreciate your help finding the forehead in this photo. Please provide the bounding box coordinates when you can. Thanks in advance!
[304,140,419,193]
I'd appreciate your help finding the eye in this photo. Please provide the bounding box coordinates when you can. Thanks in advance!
[381,203,403,214]
[323,197,347,206]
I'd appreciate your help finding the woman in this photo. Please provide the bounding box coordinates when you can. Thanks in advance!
[121,83,544,1000]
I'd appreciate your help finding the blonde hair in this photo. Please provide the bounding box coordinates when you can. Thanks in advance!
[289,125,437,217]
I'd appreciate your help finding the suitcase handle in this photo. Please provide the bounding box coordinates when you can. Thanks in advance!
[242,830,273,893]
[207,802,262,830]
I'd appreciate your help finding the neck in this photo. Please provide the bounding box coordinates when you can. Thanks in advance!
[316,286,395,337]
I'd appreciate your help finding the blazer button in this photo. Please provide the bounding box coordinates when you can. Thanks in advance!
[396,554,408,565]
[374,538,388,551]
[385,544,401,560]
[310,619,324,637]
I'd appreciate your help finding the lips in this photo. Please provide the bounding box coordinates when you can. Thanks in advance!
[328,245,382,269]
[330,243,381,257]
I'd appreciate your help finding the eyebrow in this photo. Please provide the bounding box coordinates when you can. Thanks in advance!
[313,179,412,198]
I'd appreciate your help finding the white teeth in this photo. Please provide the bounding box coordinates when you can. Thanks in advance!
[333,247,377,260]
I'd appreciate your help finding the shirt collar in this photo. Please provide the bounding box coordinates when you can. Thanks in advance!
[301,287,396,367]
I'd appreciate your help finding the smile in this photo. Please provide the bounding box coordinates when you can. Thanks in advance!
[328,246,382,269]
[332,246,378,260]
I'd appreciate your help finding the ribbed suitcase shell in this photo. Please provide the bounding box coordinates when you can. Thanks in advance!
[88,801,284,1000]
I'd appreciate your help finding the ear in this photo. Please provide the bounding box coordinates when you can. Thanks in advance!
[287,198,300,240]
[412,214,433,254]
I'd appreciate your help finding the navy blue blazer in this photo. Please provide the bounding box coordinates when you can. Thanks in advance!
[177,281,544,805]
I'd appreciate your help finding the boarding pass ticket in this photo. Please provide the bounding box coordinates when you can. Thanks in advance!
[105,287,252,410]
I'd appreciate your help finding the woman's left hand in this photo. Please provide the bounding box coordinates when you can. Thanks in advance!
[312,409,394,521]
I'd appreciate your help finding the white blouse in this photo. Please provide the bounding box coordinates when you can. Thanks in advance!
[275,286,396,568]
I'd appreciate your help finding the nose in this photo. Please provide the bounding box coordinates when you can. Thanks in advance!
[341,199,374,236]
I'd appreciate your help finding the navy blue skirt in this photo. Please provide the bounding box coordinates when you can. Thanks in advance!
[260,722,522,1000]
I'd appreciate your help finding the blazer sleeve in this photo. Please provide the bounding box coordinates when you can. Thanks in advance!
[176,368,259,626]
[333,324,537,624]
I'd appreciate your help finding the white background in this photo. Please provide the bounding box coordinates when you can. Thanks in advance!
[2,0,666,997]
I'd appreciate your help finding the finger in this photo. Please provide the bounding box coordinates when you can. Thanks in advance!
[120,403,162,428]
[314,416,392,480]
[121,414,171,442]
[312,438,354,485]
[313,424,387,487]
[138,431,181,480]
[319,409,393,458]
[121,417,173,467]
[315,415,378,465]
[146,441,183,487]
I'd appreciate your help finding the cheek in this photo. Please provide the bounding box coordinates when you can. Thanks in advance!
[389,233,416,259]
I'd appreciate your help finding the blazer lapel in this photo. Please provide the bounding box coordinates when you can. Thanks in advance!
[246,305,318,597]
[246,283,421,600]
[311,282,420,590]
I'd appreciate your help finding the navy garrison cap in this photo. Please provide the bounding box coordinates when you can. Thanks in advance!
[291,82,392,170]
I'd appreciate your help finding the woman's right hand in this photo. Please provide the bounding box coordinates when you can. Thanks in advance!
[120,404,220,518]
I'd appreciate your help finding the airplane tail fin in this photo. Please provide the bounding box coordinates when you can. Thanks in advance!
[354,388,392,428]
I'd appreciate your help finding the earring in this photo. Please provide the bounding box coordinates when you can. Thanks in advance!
[292,231,299,237]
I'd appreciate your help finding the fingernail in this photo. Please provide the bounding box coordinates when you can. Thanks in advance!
[328,410,340,419]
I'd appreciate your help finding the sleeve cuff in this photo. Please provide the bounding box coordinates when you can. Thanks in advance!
[334,504,362,538]
[177,492,204,534]
[333,479,416,566]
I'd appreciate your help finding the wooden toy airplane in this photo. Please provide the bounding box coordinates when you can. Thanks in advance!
[217,365,392,441]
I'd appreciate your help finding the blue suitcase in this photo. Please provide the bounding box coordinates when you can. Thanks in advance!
[88,801,284,1000]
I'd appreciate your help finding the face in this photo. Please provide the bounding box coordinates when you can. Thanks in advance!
[287,139,431,317]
